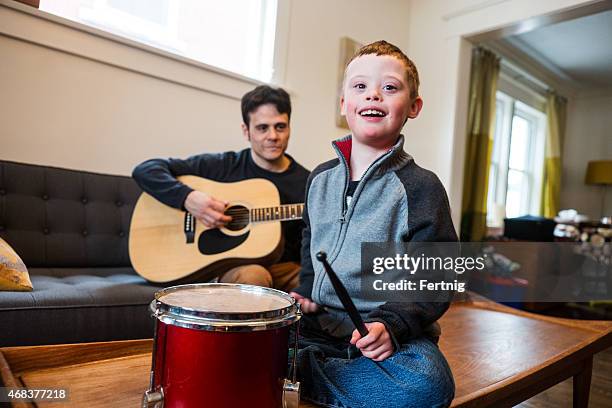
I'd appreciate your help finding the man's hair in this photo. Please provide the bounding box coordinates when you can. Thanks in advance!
[241,85,291,126]
[346,40,420,99]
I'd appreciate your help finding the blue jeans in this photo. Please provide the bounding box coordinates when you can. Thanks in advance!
[292,315,455,408]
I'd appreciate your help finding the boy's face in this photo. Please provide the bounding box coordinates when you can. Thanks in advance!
[341,55,422,146]
[241,103,290,164]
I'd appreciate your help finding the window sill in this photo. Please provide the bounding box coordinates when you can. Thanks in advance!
[0,0,264,101]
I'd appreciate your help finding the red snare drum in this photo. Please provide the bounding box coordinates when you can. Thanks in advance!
[143,283,301,408]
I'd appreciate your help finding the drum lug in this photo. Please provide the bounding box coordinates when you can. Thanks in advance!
[142,387,164,408]
[282,379,300,408]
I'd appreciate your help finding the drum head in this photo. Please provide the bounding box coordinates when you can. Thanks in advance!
[153,283,300,331]
[159,285,291,313]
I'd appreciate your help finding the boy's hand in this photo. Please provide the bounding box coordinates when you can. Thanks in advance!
[184,191,231,228]
[350,322,393,361]
[289,292,320,313]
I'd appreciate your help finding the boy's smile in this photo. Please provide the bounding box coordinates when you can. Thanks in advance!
[341,55,422,147]
[359,107,387,121]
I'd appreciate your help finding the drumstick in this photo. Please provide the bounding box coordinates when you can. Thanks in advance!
[316,251,369,337]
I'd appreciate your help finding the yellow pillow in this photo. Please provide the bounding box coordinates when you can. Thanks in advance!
[0,237,33,291]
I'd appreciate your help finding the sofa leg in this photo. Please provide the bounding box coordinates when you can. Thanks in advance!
[573,357,592,408]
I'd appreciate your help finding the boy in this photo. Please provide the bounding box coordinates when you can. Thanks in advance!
[290,41,456,407]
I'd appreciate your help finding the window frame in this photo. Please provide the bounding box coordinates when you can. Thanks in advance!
[33,0,288,86]
[487,91,546,226]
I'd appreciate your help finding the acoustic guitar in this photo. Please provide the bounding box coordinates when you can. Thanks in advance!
[129,176,304,283]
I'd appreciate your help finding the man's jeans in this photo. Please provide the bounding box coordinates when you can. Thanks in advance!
[292,314,455,408]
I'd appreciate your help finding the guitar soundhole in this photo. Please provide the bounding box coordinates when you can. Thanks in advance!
[224,205,250,231]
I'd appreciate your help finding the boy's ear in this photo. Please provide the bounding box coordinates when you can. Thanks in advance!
[340,95,346,116]
[241,123,250,141]
[407,97,423,119]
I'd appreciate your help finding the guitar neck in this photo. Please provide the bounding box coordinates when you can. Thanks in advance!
[250,204,304,223]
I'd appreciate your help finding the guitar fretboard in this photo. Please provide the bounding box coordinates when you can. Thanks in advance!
[250,204,304,223]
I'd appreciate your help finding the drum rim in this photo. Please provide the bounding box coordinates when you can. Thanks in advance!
[152,302,300,332]
[152,283,300,329]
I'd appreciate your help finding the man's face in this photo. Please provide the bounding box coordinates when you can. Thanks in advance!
[242,103,290,165]
[341,55,422,146]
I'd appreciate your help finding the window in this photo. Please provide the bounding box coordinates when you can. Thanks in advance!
[39,0,279,82]
[486,91,546,226]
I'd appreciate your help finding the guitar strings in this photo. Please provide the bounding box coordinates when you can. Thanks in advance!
[224,206,302,212]
[224,210,296,212]
[223,213,302,218]
[222,207,303,221]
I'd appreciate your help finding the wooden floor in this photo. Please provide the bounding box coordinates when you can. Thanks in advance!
[516,344,612,407]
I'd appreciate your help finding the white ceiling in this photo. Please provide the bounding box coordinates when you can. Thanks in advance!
[500,9,612,89]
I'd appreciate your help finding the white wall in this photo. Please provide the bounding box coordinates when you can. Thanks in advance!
[0,1,252,175]
[561,93,612,219]
[0,0,411,176]
[1,0,603,228]
[284,0,412,167]
[403,0,598,227]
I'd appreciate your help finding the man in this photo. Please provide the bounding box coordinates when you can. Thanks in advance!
[132,85,309,291]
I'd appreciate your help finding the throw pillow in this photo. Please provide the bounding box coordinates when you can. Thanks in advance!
[0,237,33,291]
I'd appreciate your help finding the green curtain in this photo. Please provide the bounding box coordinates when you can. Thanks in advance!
[540,92,567,218]
[460,47,500,241]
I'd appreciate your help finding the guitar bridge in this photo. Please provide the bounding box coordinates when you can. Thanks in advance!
[184,212,195,244]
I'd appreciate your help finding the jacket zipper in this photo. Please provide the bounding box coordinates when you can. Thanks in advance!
[316,137,403,302]
[336,145,397,224]
[335,144,350,224]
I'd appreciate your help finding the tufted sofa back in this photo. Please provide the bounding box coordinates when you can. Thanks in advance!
[0,161,141,267]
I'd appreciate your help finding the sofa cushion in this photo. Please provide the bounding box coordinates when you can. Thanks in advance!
[0,161,141,268]
[0,268,163,346]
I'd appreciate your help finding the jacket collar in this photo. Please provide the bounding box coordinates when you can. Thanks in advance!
[331,134,413,177]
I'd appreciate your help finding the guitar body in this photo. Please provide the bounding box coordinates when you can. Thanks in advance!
[129,176,282,283]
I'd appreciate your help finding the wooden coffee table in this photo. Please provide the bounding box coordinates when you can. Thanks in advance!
[1,299,611,407]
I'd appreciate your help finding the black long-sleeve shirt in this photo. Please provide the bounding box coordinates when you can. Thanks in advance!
[132,149,310,263]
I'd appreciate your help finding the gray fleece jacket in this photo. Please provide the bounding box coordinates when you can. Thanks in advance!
[293,134,458,345]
